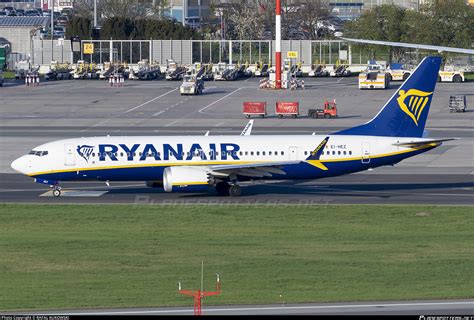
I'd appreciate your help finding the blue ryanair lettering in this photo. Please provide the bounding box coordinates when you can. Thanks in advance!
[140,144,161,161]
[221,143,240,160]
[97,143,241,162]
[163,144,183,161]
[99,144,119,161]
[186,143,207,160]
[119,144,140,161]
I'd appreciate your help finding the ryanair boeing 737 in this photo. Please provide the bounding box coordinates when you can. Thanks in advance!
[11,56,452,197]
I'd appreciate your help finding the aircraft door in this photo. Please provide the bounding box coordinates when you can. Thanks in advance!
[361,142,370,164]
[65,144,76,166]
[288,146,298,161]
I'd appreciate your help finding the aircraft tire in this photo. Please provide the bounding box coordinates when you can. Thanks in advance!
[53,189,61,197]
[229,184,242,197]
[216,182,230,196]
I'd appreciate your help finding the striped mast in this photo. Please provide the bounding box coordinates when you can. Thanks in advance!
[275,0,282,89]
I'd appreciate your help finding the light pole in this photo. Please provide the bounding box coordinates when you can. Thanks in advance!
[94,0,97,28]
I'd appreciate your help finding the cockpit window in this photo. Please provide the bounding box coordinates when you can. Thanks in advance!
[29,150,48,156]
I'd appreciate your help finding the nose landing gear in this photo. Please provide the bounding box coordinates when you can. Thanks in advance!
[52,185,61,197]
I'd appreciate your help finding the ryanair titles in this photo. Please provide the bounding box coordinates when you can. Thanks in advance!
[79,143,241,162]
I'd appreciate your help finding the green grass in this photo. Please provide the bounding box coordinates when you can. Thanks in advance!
[2,71,15,79]
[464,73,474,81]
[0,204,472,311]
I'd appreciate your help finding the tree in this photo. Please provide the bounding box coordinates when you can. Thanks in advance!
[293,0,330,40]
[65,16,92,40]
[225,1,264,40]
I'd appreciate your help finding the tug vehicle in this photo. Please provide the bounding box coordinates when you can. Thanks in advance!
[180,75,204,95]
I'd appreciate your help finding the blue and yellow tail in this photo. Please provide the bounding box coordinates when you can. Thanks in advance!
[335,56,442,137]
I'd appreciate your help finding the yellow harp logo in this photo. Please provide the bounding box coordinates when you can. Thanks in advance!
[397,89,433,126]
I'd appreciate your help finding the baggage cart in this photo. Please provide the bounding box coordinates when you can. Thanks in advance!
[276,102,299,118]
[243,102,267,118]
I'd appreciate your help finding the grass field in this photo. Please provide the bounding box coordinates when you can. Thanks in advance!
[0,204,472,311]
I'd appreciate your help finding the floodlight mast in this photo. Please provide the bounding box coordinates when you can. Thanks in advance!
[275,0,282,89]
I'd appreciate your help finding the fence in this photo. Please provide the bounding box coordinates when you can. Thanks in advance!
[31,39,391,66]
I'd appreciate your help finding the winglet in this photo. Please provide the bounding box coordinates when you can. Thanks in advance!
[241,120,254,136]
[306,137,329,170]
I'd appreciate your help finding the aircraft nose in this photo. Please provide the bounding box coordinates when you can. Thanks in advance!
[11,156,28,174]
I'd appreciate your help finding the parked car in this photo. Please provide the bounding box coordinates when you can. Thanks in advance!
[56,15,69,26]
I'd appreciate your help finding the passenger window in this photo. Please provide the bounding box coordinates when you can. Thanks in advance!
[304,151,308,155]
[256,151,260,156]
[332,151,335,155]
[120,152,124,157]
[349,151,352,155]
[245,151,248,155]
[338,151,341,155]
[251,152,254,156]
[92,153,95,157]
[269,151,272,155]
[239,151,243,156]
[139,152,143,156]
[262,151,266,156]
[281,151,284,155]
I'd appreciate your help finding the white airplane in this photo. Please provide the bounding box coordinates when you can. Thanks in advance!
[11,56,453,197]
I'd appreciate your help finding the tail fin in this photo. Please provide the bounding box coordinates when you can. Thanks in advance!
[335,56,442,137]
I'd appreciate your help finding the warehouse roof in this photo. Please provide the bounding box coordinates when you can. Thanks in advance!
[0,17,50,27]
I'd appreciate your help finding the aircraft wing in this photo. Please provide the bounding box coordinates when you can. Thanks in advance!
[393,138,457,148]
[339,37,474,55]
[208,161,301,178]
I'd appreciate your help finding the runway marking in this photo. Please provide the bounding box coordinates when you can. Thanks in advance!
[40,190,109,197]
[124,88,178,113]
[29,301,474,315]
[198,87,243,114]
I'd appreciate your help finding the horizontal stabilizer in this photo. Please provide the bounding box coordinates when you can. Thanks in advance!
[393,138,457,147]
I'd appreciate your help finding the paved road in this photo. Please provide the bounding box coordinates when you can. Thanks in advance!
[1,173,472,205]
[3,300,473,315]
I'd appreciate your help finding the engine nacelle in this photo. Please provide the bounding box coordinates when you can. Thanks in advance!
[163,166,211,192]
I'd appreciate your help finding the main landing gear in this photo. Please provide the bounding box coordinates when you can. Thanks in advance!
[215,182,242,197]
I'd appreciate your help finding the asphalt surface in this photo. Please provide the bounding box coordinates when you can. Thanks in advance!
[4,300,474,315]
[0,76,473,204]
[0,76,473,315]
[1,172,473,205]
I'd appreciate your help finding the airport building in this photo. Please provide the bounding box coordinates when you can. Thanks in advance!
[0,16,50,54]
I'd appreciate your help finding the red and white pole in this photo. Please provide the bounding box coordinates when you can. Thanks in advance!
[275,0,281,89]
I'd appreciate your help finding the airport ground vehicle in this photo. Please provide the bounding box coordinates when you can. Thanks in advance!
[15,60,30,79]
[276,101,299,118]
[45,61,71,80]
[438,70,465,83]
[448,95,466,112]
[165,60,186,81]
[254,63,269,77]
[387,63,411,81]
[308,65,329,77]
[243,102,267,118]
[180,75,204,95]
[359,62,390,89]
[330,65,351,77]
[308,100,338,118]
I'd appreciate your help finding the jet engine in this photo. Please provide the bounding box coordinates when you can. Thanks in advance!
[163,166,211,192]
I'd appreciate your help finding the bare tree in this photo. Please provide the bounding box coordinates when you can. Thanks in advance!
[294,0,330,40]
[74,0,170,21]
[225,2,265,40]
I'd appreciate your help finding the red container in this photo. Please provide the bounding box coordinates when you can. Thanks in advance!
[275,102,299,118]
[243,102,267,118]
